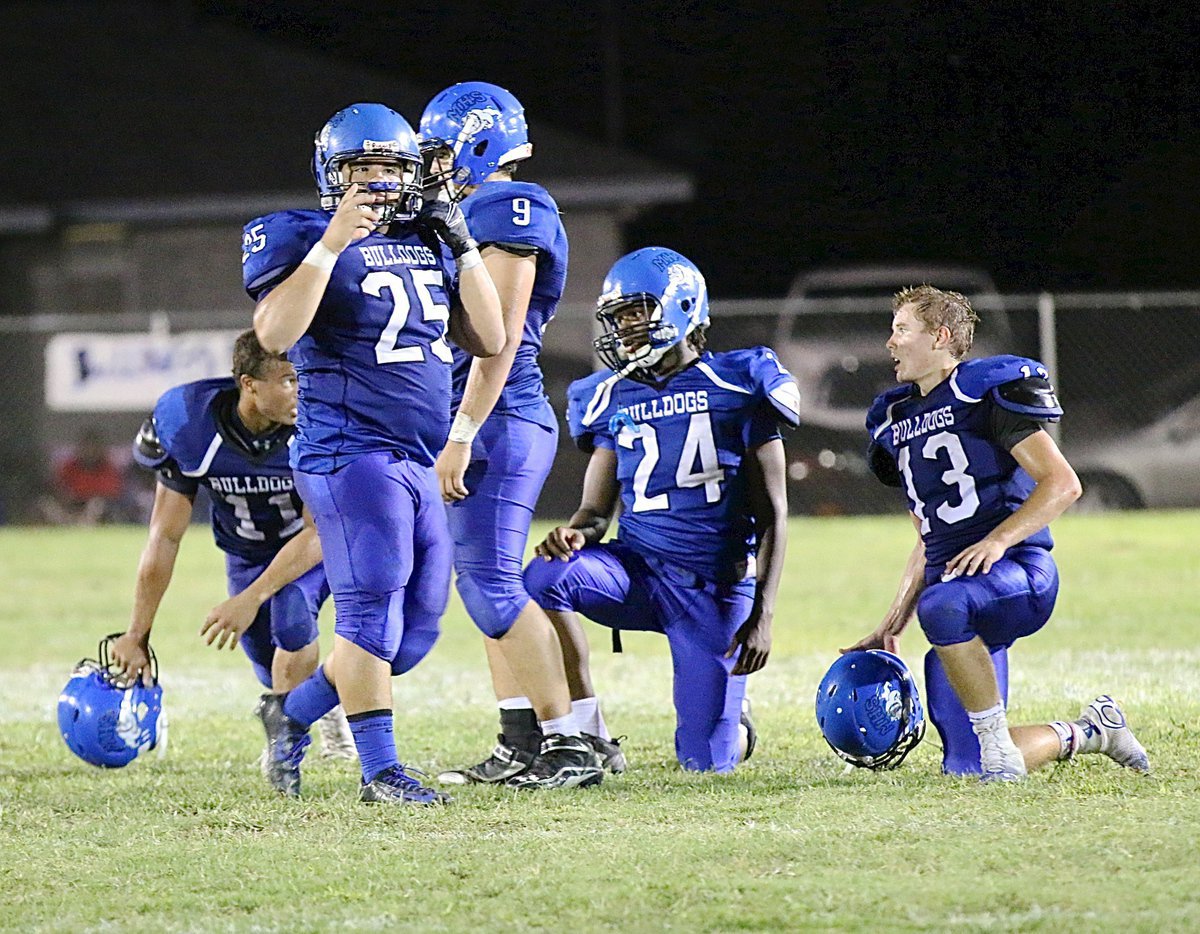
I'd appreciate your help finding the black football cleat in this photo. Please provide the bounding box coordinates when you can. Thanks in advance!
[361,764,451,806]
[436,736,537,785]
[739,697,758,763]
[255,693,311,798]
[582,733,627,774]
[507,734,604,790]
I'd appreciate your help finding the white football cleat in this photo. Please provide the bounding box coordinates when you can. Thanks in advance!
[978,732,1027,784]
[316,705,357,761]
[1079,695,1150,773]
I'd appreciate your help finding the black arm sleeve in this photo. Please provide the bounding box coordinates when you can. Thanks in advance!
[867,442,903,487]
[988,399,1045,451]
[156,463,199,498]
[480,240,539,258]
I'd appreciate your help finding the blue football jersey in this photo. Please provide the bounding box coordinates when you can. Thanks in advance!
[242,209,460,472]
[567,349,800,583]
[133,378,304,563]
[455,181,568,417]
[866,355,1063,568]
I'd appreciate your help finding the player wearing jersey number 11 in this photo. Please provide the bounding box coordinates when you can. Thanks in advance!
[842,284,1149,782]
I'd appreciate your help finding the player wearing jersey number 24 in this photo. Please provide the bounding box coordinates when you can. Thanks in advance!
[523,248,799,773]
[843,285,1149,782]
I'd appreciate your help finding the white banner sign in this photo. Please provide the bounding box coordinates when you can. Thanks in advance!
[45,330,243,412]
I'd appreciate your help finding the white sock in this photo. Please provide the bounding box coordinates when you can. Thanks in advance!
[572,697,609,739]
[1049,720,1086,760]
[967,702,1008,736]
[539,714,577,737]
[497,696,532,711]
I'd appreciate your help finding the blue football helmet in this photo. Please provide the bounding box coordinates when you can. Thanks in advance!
[313,103,423,224]
[593,247,710,382]
[815,650,925,770]
[418,82,532,198]
[57,634,167,768]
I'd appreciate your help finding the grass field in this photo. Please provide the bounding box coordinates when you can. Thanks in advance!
[1,512,1199,932]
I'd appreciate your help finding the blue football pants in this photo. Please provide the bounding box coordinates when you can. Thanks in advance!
[225,553,329,689]
[524,541,754,773]
[918,545,1059,774]
[295,452,448,674]
[447,408,557,638]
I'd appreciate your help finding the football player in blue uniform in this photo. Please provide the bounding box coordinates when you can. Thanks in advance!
[247,103,504,805]
[418,81,609,790]
[844,285,1149,781]
[523,248,798,774]
[110,331,352,769]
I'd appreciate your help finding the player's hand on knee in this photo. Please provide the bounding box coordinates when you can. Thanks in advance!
[434,442,471,502]
[200,593,258,650]
[321,183,379,252]
[727,610,772,675]
[942,538,1005,580]
[536,526,585,561]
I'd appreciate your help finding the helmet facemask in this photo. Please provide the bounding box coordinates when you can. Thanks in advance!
[419,140,473,203]
[594,294,689,385]
[316,153,423,225]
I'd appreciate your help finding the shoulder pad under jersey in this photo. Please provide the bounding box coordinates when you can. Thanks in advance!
[150,378,237,473]
[464,182,562,253]
[242,210,327,300]
[132,415,169,469]
[567,369,623,452]
[866,384,916,440]
[704,347,801,428]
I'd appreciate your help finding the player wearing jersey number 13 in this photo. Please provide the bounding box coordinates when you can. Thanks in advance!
[245,103,503,805]
[842,285,1149,782]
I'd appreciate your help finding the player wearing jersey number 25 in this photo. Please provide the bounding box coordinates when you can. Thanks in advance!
[246,103,503,805]
[843,285,1149,782]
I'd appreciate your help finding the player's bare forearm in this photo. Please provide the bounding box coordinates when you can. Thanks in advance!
[574,447,620,543]
[747,439,788,618]
[129,535,181,638]
[451,264,504,358]
[254,184,378,353]
[238,524,322,607]
[945,432,1081,577]
[253,267,330,353]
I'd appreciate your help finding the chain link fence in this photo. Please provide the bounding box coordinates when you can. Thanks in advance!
[2,290,1197,522]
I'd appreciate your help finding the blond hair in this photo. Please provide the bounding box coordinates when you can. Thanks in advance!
[892,285,979,358]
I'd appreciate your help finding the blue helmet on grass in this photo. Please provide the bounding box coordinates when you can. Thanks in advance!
[313,103,423,224]
[418,81,532,197]
[593,247,710,380]
[57,634,167,768]
[815,650,924,770]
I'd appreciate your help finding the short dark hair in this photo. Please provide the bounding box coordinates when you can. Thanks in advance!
[232,329,288,381]
[892,285,979,358]
[687,322,710,354]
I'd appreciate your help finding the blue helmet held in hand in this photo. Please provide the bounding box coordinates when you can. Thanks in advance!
[815,649,924,770]
[313,103,423,224]
[418,82,532,197]
[593,247,710,382]
[57,634,167,768]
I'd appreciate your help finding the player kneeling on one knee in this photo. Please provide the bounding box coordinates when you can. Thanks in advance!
[834,285,1148,781]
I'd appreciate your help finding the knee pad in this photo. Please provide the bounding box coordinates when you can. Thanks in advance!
[522,556,575,611]
[917,581,977,646]
[389,599,441,675]
[924,646,1010,775]
[332,590,404,662]
[455,567,529,639]
[239,622,275,690]
[269,582,320,652]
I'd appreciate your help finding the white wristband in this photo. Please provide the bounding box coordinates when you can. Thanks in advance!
[448,411,482,445]
[456,247,483,271]
[301,241,339,273]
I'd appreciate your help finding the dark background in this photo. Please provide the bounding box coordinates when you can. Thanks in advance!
[192,0,1200,296]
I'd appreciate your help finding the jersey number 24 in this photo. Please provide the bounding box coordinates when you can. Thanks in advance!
[618,414,725,513]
